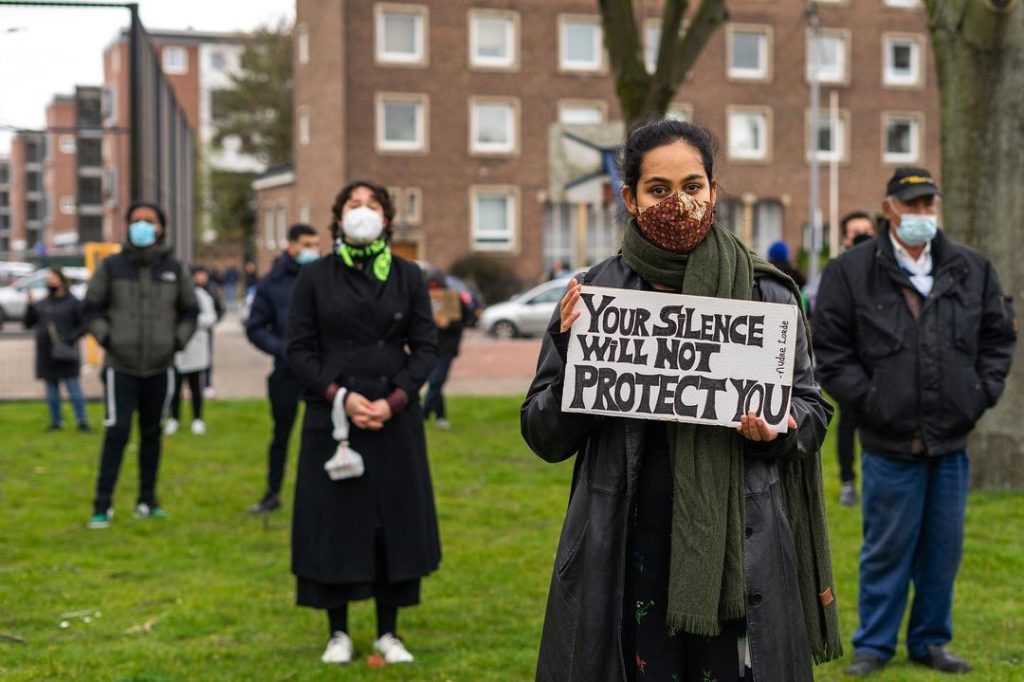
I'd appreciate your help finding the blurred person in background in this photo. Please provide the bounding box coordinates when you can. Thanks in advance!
[286,180,439,666]
[83,201,197,529]
[192,266,224,399]
[24,267,90,432]
[767,240,807,289]
[245,223,321,514]
[164,267,218,437]
[422,272,472,430]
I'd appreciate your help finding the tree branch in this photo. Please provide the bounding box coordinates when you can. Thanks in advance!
[670,0,729,92]
[642,0,689,114]
[600,0,651,124]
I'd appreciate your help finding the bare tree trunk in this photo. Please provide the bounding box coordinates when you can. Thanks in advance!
[600,0,728,129]
[925,0,1024,488]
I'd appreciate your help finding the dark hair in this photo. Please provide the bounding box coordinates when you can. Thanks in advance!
[618,119,719,197]
[125,200,167,228]
[840,210,872,236]
[329,181,396,240]
[49,266,70,290]
[288,223,317,242]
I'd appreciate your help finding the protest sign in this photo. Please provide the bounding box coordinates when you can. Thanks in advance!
[429,288,462,326]
[561,285,798,432]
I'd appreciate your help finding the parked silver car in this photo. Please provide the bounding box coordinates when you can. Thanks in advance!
[480,277,573,339]
[0,267,90,327]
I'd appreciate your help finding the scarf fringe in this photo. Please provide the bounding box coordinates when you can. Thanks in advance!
[812,637,845,664]
[666,612,725,638]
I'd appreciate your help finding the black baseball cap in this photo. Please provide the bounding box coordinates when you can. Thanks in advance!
[886,167,940,202]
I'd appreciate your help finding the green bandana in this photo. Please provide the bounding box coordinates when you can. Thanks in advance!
[621,219,842,663]
[337,239,392,282]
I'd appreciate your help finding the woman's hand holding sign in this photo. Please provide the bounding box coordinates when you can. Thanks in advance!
[737,411,797,442]
[560,279,582,333]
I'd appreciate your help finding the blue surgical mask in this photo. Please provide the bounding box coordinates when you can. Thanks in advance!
[128,220,158,247]
[295,248,319,265]
[895,214,937,246]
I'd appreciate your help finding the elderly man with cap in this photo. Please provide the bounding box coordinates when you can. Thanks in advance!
[813,168,1016,676]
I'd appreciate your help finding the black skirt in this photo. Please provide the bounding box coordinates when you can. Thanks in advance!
[623,423,745,681]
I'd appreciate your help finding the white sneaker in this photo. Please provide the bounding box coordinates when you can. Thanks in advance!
[436,418,451,431]
[163,419,179,436]
[373,633,414,663]
[191,419,206,435]
[321,631,353,664]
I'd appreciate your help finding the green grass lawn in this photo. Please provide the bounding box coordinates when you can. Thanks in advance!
[0,397,1021,681]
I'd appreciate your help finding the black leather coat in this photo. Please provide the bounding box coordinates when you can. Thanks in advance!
[521,255,832,682]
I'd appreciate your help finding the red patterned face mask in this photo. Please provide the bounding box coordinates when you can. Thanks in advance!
[635,192,715,253]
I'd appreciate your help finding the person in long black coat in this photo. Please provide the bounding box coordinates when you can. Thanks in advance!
[24,267,90,431]
[285,180,440,666]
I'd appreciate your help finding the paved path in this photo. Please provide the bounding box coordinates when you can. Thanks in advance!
[0,314,542,401]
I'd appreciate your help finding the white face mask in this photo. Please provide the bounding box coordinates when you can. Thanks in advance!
[340,206,384,246]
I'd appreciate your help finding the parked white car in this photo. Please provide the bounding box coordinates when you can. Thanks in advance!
[0,267,90,327]
[0,261,35,286]
[480,277,574,339]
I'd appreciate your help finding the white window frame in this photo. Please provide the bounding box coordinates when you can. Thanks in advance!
[405,187,423,225]
[297,106,310,146]
[59,196,76,215]
[59,135,76,154]
[883,34,923,87]
[558,99,608,125]
[558,15,604,73]
[726,106,772,162]
[299,198,311,224]
[805,109,850,163]
[882,111,923,164]
[275,204,289,249]
[297,24,310,65]
[806,29,850,85]
[727,24,772,82]
[374,3,429,66]
[376,93,429,153]
[468,9,519,70]
[470,185,519,252]
[162,46,188,75]
[469,97,519,156]
[884,0,920,7]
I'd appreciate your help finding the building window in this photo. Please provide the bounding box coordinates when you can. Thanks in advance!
[404,187,422,225]
[883,112,922,163]
[299,199,311,224]
[59,135,76,154]
[884,0,920,6]
[375,4,428,65]
[469,10,518,69]
[376,93,428,153]
[727,25,771,81]
[276,205,288,249]
[263,207,275,249]
[162,46,188,75]
[727,107,771,161]
[209,51,226,71]
[644,21,661,74]
[883,35,922,86]
[559,15,603,72]
[471,187,517,251]
[807,111,849,162]
[558,100,606,125]
[298,107,310,146]
[102,86,117,125]
[470,98,518,155]
[60,196,76,215]
[78,137,102,167]
[807,30,848,84]
[666,103,693,122]
[297,24,310,65]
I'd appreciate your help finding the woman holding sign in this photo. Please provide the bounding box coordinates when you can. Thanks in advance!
[286,181,440,666]
[522,120,840,682]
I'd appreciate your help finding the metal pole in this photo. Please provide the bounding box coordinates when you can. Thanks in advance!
[805,3,822,283]
[828,90,840,258]
[128,2,139,201]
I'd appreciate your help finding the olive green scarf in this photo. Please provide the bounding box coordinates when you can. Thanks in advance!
[621,220,842,663]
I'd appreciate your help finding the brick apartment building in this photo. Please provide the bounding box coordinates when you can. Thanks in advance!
[6,130,45,256]
[101,29,265,246]
[254,0,937,284]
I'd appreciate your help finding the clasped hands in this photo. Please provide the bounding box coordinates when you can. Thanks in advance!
[558,279,797,443]
[345,392,392,431]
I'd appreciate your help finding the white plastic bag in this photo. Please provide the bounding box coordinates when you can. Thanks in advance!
[324,388,365,481]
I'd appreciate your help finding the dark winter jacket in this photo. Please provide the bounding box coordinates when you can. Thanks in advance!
[25,293,86,381]
[245,251,302,371]
[83,241,198,378]
[521,255,833,682]
[813,227,1016,459]
[286,253,441,585]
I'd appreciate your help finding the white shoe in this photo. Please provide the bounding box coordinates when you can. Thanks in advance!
[373,632,414,663]
[321,631,353,664]
[436,418,451,431]
[191,420,206,435]
[163,419,179,436]
[203,386,216,399]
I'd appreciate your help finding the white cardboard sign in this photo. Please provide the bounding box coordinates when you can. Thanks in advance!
[561,285,799,432]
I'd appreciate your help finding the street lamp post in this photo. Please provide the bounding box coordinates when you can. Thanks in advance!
[804,3,823,284]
